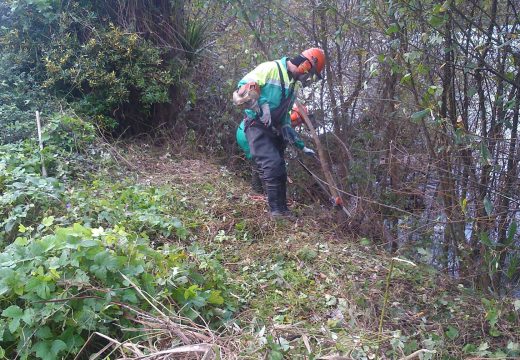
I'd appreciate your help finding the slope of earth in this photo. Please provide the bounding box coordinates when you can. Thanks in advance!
[118,143,519,360]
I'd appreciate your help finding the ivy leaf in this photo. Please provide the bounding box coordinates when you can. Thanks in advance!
[26,278,52,299]
[14,237,28,246]
[485,307,499,327]
[463,343,477,353]
[507,342,520,355]
[477,342,491,356]
[489,327,501,337]
[18,224,27,233]
[269,350,284,360]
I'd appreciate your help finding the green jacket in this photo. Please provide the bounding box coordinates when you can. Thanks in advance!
[236,120,251,159]
[236,119,305,158]
[238,57,300,127]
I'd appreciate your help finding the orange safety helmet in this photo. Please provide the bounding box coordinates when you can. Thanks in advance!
[290,103,308,127]
[297,48,326,79]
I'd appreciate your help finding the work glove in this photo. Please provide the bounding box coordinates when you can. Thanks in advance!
[281,125,305,149]
[259,103,271,127]
[302,147,316,156]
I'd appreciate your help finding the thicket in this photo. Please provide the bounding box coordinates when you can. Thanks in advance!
[218,0,520,296]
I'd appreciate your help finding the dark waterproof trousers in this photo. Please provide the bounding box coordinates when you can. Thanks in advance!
[250,159,264,194]
[245,123,288,213]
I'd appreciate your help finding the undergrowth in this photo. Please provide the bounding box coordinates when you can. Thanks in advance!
[0,115,235,359]
[0,115,518,359]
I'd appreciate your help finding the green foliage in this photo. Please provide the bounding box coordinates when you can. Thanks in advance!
[0,52,61,144]
[0,223,234,359]
[0,1,87,145]
[0,0,213,134]
[43,24,179,126]
[0,114,235,360]
[181,19,209,63]
[0,114,95,244]
[66,179,190,241]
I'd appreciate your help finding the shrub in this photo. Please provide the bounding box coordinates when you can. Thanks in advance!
[0,223,234,359]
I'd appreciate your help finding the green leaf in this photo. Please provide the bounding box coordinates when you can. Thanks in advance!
[21,308,35,326]
[439,0,451,12]
[360,238,372,246]
[41,216,54,227]
[36,326,53,340]
[489,327,501,337]
[2,305,24,333]
[51,340,67,356]
[478,342,489,352]
[506,222,517,246]
[429,14,446,27]
[507,342,520,355]
[400,73,412,84]
[33,341,53,360]
[26,278,52,299]
[463,343,477,353]
[485,307,499,327]
[269,350,284,360]
[514,299,520,311]
[492,350,507,358]
[480,232,493,248]
[445,325,459,340]
[483,197,493,216]
[184,284,200,300]
[14,237,28,246]
[480,142,491,165]
[207,290,224,305]
[386,23,400,35]
[2,305,23,319]
[411,109,430,123]
[0,346,5,359]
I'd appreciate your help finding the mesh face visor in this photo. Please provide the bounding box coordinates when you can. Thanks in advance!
[308,60,322,80]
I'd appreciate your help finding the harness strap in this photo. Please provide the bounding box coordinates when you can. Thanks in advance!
[246,60,295,134]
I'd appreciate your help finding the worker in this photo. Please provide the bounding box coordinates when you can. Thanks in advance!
[232,48,325,218]
[236,104,310,195]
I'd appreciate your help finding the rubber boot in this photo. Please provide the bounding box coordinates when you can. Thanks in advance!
[278,178,295,219]
[265,181,284,218]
